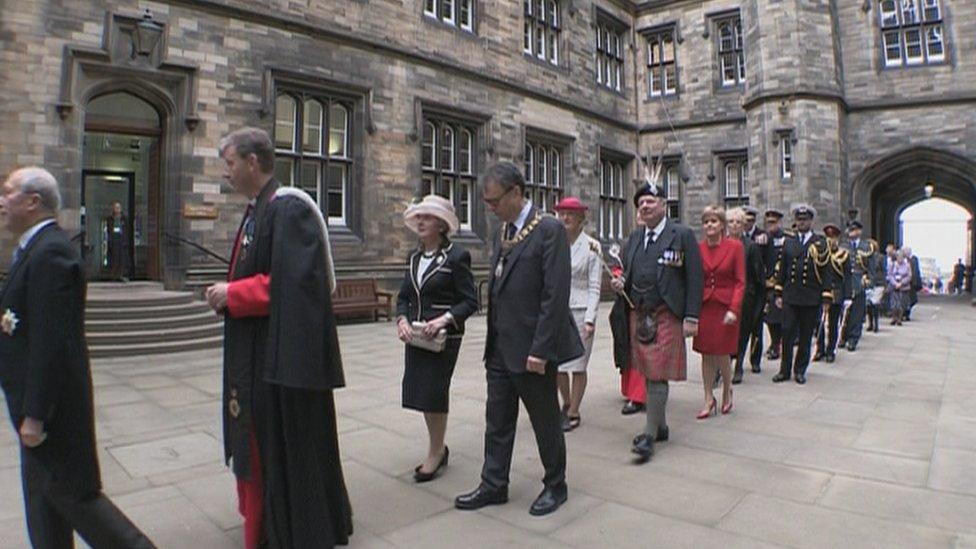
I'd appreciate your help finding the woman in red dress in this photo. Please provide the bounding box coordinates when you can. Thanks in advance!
[692,206,745,419]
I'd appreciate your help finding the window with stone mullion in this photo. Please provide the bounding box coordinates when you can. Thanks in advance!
[523,141,563,213]
[273,92,352,226]
[599,158,626,240]
[879,0,944,67]
[596,23,624,92]
[421,118,475,230]
[722,157,749,207]
[647,30,677,97]
[524,0,561,66]
[716,15,745,86]
[424,0,474,31]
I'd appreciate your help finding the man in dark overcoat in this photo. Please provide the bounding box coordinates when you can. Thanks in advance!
[741,205,769,372]
[205,128,352,548]
[0,167,154,548]
[455,162,582,517]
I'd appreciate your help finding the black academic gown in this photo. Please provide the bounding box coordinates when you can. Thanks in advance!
[223,179,352,548]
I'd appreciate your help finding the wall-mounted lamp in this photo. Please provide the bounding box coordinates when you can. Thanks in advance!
[924,183,935,198]
[133,9,163,57]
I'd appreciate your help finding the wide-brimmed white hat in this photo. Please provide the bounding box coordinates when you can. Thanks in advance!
[404,194,459,235]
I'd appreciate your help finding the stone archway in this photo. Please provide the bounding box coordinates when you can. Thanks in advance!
[851,147,976,278]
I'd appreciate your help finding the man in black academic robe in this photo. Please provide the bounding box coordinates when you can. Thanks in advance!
[0,167,154,548]
[206,128,352,548]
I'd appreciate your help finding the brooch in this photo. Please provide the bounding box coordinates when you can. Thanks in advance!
[1,308,19,336]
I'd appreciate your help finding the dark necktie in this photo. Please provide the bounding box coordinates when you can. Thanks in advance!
[505,223,517,240]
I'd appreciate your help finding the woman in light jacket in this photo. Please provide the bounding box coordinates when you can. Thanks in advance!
[887,248,912,326]
[553,197,602,432]
[396,195,478,482]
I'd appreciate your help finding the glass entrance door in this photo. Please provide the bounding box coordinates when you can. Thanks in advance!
[82,172,137,280]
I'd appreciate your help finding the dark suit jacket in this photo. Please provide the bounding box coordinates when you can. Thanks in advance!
[622,220,704,320]
[396,242,479,337]
[484,208,583,372]
[0,223,100,498]
[609,220,704,369]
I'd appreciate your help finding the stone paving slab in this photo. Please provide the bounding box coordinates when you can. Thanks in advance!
[0,296,974,548]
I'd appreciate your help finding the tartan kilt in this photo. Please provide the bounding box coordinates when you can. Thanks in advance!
[628,307,687,382]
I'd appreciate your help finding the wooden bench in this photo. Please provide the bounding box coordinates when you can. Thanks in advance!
[333,278,394,321]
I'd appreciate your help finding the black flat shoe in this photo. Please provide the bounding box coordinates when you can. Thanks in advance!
[772,373,790,383]
[529,485,568,516]
[631,433,654,463]
[751,364,762,373]
[414,447,449,483]
[455,485,508,510]
[731,370,743,385]
[825,354,835,364]
[846,340,857,352]
[621,401,645,415]
[795,374,807,385]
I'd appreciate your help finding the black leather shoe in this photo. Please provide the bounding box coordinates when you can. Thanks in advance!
[795,374,807,385]
[656,425,669,442]
[825,354,835,364]
[621,401,645,415]
[772,373,790,383]
[751,364,762,373]
[731,370,743,385]
[414,447,449,483]
[631,434,654,463]
[846,340,857,352]
[529,485,568,516]
[455,485,508,510]
[767,349,781,360]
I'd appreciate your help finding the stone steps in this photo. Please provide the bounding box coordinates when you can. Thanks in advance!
[86,282,223,358]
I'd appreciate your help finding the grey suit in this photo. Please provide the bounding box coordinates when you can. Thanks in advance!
[481,208,583,492]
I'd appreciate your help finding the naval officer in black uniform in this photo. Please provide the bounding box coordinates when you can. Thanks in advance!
[772,204,832,385]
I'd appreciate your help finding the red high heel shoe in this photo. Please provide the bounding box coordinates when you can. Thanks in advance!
[722,391,734,415]
[697,399,717,420]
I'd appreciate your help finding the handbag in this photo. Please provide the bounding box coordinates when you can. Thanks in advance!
[408,321,447,353]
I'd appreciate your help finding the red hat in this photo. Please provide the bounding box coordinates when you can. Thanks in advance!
[553,196,588,212]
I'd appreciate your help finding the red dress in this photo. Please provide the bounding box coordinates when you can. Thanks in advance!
[692,237,745,355]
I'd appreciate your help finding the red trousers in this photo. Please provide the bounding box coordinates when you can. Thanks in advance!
[236,432,264,549]
[620,368,646,404]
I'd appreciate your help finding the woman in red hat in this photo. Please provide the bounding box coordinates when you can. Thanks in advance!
[553,197,602,431]
[693,206,745,418]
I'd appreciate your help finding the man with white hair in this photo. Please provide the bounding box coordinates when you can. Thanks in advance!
[0,167,155,547]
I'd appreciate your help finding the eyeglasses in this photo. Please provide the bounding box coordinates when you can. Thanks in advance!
[483,185,516,206]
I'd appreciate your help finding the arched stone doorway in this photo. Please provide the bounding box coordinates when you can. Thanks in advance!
[851,147,976,288]
[82,91,163,280]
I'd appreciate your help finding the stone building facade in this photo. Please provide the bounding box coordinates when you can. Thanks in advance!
[0,0,973,290]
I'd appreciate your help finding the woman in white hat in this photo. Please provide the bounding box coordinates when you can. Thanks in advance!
[395,195,478,482]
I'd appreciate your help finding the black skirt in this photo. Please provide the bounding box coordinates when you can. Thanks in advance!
[402,338,462,413]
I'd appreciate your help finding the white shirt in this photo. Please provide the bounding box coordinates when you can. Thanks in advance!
[18,218,56,251]
[511,200,533,233]
[799,231,811,245]
[416,254,435,286]
[643,216,668,249]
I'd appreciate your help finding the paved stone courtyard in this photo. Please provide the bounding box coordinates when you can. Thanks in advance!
[1,297,975,548]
